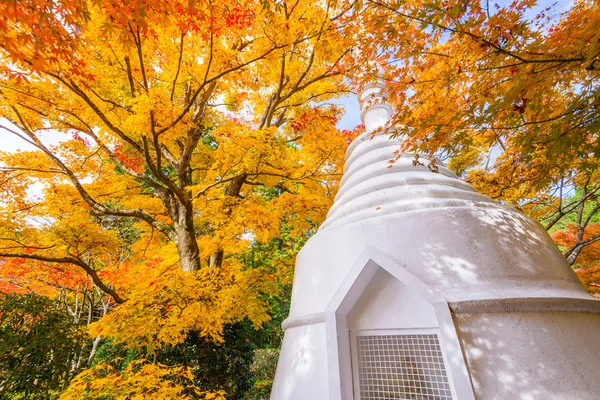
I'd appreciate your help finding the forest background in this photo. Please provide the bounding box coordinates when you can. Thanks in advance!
[0,0,598,398]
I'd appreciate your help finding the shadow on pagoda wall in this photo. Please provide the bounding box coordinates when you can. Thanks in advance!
[455,310,600,400]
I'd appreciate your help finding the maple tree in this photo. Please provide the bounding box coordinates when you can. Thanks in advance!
[549,185,600,297]
[1,0,352,274]
[0,0,352,305]
[554,223,600,297]
[61,358,226,400]
[0,0,356,395]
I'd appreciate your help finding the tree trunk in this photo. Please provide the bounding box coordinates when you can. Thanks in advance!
[86,336,102,367]
[209,249,223,268]
[175,223,200,272]
[173,200,201,272]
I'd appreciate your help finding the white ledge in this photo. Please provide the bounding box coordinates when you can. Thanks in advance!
[281,312,325,330]
[281,297,600,331]
[449,297,600,314]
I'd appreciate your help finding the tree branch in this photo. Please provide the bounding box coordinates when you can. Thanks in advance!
[170,31,186,101]
[566,233,600,265]
[367,0,587,65]
[124,56,136,97]
[5,109,174,238]
[0,253,125,304]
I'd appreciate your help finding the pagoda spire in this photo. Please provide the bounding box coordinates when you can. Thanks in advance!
[358,78,393,134]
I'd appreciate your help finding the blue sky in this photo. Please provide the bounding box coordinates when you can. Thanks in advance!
[333,94,362,131]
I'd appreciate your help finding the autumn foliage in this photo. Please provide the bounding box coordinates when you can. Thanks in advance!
[1,0,356,396]
[0,0,599,397]
[553,223,600,297]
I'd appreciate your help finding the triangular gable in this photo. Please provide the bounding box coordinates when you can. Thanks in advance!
[324,245,476,400]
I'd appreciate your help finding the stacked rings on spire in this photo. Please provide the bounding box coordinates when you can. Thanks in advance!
[319,132,494,231]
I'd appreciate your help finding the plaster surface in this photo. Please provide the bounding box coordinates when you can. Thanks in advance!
[455,311,600,400]
[346,269,437,330]
[272,323,329,398]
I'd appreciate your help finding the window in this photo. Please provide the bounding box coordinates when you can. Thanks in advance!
[350,330,453,400]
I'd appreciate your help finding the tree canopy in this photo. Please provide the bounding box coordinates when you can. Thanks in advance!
[1,1,357,396]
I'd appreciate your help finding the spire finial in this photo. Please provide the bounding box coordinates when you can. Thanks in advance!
[358,77,393,134]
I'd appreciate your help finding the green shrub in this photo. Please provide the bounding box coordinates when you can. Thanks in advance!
[246,348,280,399]
[0,293,86,399]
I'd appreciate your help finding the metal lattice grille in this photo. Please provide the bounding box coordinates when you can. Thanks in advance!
[355,334,452,400]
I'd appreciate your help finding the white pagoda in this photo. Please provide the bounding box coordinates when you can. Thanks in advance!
[271,81,600,399]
